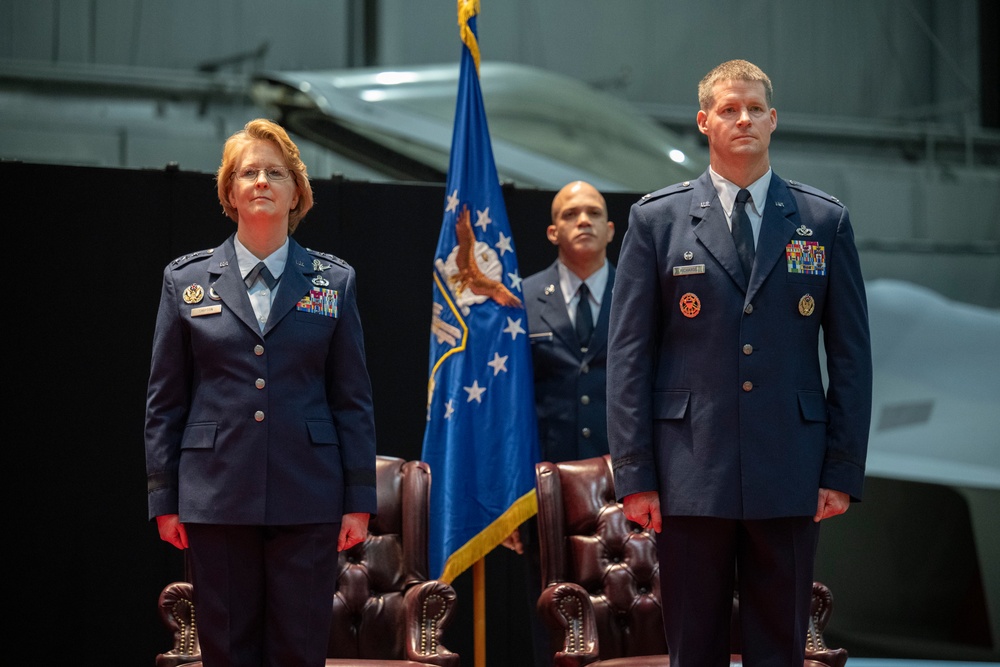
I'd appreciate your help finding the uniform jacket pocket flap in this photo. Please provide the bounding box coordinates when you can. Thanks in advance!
[181,422,217,449]
[653,390,690,420]
[306,419,339,446]
[797,390,829,423]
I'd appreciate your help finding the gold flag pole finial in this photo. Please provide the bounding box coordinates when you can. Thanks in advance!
[457,0,481,75]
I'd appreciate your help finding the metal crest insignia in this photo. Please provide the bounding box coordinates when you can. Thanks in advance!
[183,284,204,304]
[798,294,816,317]
[679,292,701,318]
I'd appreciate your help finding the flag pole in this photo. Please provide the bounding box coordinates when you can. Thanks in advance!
[475,557,486,667]
[457,6,490,664]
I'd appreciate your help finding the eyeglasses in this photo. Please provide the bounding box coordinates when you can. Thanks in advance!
[234,166,292,182]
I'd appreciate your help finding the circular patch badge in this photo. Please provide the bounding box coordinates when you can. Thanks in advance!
[679,292,701,318]
[183,283,205,304]
[798,293,815,317]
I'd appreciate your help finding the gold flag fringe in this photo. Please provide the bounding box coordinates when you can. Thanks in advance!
[457,0,482,75]
[439,488,537,584]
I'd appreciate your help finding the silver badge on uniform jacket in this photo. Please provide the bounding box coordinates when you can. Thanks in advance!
[312,275,330,287]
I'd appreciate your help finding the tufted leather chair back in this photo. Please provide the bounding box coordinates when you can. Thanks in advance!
[535,454,667,660]
[327,456,438,662]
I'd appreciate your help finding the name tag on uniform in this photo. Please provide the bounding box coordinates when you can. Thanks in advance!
[672,264,705,276]
[191,305,222,317]
[529,331,554,342]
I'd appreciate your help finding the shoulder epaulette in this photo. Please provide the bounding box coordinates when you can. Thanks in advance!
[170,248,214,268]
[638,180,695,205]
[786,179,844,208]
[306,247,348,268]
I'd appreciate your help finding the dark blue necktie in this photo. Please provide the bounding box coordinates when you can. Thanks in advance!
[245,261,278,290]
[732,188,755,285]
[575,283,594,348]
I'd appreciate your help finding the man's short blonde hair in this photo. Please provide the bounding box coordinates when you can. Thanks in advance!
[698,59,773,111]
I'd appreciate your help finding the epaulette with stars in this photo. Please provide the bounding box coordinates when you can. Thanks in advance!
[786,179,844,208]
[305,248,348,269]
[637,180,695,206]
[170,248,214,268]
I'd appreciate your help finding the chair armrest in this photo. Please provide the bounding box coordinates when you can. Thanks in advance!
[538,582,600,667]
[806,582,848,667]
[155,581,201,667]
[402,580,461,667]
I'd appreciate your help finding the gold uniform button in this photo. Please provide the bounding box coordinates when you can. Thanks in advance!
[742,381,753,392]
[254,411,265,422]
[581,363,590,374]
[744,304,754,315]
[743,344,753,355]
[581,427,592,438]
[254,344,264,356]
[580,395,590,405]
[255,378,265,390]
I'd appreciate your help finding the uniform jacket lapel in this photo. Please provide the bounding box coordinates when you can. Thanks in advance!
[689,173,747,291]
[534,263,577,353]
[208,236,260,335]
[585,263,615,362]
[263,238,314,336]
[747,174,799,300]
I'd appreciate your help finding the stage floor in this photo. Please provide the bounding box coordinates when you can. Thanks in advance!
[845,661,999,667]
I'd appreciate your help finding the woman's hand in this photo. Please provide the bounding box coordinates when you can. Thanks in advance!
[338,512,370,551]
[156,514,189,549]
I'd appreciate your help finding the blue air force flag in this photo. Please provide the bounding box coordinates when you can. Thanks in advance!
[421,2,540,584]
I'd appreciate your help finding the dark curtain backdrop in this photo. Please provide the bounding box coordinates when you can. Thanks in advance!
[7,161,635,666]
[8,161,993,664]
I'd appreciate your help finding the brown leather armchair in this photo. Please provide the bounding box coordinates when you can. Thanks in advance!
[155,456,460,667]
[534,455,848,667]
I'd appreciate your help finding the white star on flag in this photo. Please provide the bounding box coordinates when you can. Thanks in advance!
[495,231,513,257]
[464,379,486,403]
[444,399,455,420]
[446,190,460,213]
[507,270,523,292]
[475,207,492,232]
[503,316,526,340]
[487,352,509,376]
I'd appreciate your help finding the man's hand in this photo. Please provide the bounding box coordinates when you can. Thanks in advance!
[338,512,370,551]
[622,491,662,533]
[501,529,524,554]
[814,488,850,522]
[156,514,189,550]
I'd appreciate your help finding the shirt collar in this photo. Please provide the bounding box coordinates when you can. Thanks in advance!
[709,166,772,217]
[557,259,609,306]
[234,236,290,280]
